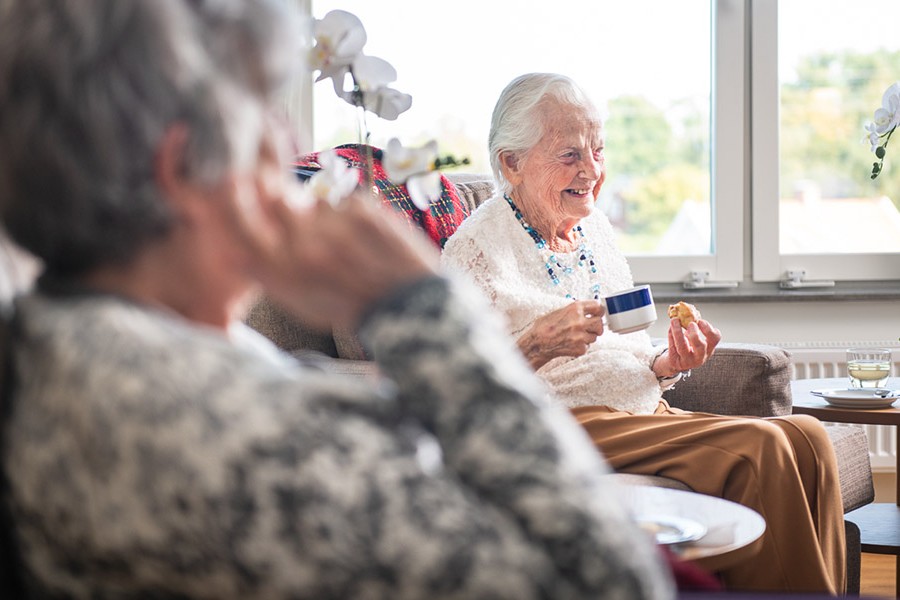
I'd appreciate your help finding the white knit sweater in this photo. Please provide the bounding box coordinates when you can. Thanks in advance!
[442,194,663,415]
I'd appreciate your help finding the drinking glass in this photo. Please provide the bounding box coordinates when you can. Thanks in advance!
[846,348,892,388]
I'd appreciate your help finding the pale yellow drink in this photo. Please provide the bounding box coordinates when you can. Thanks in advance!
[847,356,891,388]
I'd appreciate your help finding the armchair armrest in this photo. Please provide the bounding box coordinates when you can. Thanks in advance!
[663,342,792,417]
[244,294,339,358]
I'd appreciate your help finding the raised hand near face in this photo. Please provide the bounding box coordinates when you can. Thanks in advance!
[516,300,606,370]
[221,128,440,330]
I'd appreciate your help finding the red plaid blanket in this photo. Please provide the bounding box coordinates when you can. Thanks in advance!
[293,144,470,248]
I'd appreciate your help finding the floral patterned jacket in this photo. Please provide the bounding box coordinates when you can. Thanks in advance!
[2,276,672,599]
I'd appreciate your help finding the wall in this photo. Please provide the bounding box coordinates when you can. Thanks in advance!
[648,299,900,347]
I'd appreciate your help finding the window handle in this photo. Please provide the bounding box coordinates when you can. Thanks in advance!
[779,270,835,289]
[683,271,740,290]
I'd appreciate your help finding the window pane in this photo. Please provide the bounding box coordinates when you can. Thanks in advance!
[778,0,900,254]
[311,0,712,257]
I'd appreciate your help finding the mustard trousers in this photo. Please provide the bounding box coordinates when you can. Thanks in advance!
[572,401,845,594]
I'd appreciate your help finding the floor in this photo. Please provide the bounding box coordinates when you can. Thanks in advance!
[861,553,894,598]
[861,472,896,597]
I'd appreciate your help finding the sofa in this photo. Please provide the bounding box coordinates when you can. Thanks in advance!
[245,173,875,592]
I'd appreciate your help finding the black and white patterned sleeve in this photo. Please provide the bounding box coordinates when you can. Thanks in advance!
[6,284,673,600]
[358,276,674,600]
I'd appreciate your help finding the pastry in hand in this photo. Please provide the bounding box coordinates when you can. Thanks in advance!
[667,301,701,327]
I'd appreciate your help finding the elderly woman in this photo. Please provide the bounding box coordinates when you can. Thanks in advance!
[442,73,845,594]
[0,4,673,599]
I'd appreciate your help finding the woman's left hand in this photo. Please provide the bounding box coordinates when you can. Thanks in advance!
[652,318,722,378]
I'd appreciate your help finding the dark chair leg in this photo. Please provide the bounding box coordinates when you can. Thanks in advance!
[845,519,861,595]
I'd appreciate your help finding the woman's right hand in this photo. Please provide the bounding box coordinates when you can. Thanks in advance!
[516,300,606,370]
[255,191,440,330]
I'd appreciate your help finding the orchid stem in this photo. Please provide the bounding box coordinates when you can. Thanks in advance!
[355,103,377,200]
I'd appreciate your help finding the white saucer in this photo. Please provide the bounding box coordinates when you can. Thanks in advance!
[811,388,899,409]
[634,514,707,545]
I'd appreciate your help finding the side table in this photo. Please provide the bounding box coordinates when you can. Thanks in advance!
[791,377,900,597]
[618,484,766,573]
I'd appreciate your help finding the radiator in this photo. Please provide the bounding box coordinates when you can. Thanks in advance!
[782,342,900,472]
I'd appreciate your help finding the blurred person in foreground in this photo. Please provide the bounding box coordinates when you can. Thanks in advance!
[441,72,845,594]
[0,2,674,598]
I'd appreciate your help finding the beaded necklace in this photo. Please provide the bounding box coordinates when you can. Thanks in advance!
[504,194,600,300]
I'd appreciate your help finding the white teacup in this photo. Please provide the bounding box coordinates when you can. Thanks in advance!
[604,285,656,334]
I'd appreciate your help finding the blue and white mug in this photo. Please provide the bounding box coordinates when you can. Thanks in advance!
[604,285,656,334]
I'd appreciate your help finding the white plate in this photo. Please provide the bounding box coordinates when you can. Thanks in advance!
[811,388,899,409]
[821,396,897,409]
[634,515,707,545]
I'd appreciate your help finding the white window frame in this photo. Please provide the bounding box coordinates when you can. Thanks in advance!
[296,0,746,287]
[751,0,900,283]
[282,0,313,153]
[628,0,745,285]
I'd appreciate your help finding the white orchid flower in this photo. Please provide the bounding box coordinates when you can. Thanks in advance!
[865,82,900,179]
[384,138,437,182]
[330,54,396,98]
[357,86,412,121]
[352,55,397,92]
[882,82,900,110]
[310,10,366,86]
[864,122,881,152]
[873,82,900,134]
[384,138,441,210]
[874,107,896,135]
[285,181,316,210]
[305,150,359,206]
[335,55,412,120]
[405,172,442,211]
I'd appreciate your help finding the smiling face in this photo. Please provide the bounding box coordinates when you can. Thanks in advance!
[502,98,606,244]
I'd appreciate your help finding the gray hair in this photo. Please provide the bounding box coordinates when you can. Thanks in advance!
[488,73,599,195]
[0,0,303,275]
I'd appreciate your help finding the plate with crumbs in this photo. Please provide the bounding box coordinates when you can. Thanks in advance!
[634,515,707,545]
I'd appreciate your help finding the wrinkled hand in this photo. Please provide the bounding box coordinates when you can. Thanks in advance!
[221,132,439,330]
[653,318,722,378]
[517,300,606,370]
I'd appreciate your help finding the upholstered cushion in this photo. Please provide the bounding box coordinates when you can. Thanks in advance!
[294,353,380,380]
[333,323,369,361]
[244,294,338,358]
[825,424,875,513]
[664,343,793,417]
[447,174,496,213]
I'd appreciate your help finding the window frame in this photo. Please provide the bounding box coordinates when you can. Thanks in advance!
[750,0,900,284]
[627,0,745,285]
[296,0,900,289]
